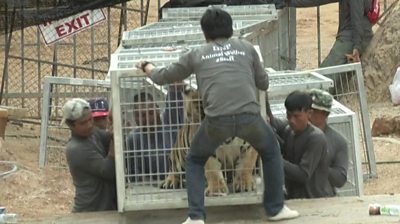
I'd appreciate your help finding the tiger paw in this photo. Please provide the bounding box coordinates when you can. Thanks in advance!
[160,174,184,189]
[233,173,255,192]
[205,177,229,197]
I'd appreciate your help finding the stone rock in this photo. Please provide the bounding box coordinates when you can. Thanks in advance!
[362,1,400,104]
[371,115,400,136]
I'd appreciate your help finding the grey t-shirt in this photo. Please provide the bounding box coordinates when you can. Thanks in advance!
[66,127,116,212]
[150,37,268,117]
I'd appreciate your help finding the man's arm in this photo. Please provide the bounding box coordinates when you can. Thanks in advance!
[125,130,143,178]
[96,127,113,153]
[284,134,327,183]
[287,0,337,8]
[67,144,115,180]
[328,136,348,188]
[141,52,194,85]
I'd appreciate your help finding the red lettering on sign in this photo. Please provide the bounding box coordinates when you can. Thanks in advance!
[55,25,67,37]
[65,19,79,33]
[76,16,82,28]
[80,13,90,26]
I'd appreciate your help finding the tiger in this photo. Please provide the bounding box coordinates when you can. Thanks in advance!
[161,88,259,196]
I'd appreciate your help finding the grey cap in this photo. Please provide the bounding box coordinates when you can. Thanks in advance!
[62,98,91,123]
[309,89,333,112]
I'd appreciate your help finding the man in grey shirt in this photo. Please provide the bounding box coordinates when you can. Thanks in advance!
[309,89,349,194]
[63,98,116,212]
[138,7,299,224]
[271,91,334,199]
[286,0,373,66]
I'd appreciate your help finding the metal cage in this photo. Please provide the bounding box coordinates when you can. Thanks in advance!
[110,70,267,211]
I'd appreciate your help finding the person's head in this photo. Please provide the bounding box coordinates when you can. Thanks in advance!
[200,7,233,41]
[88,98,109,130]
[63,98,93,137]
[284,90,312,133]
[309,89,333,130]
[133,92,161,129]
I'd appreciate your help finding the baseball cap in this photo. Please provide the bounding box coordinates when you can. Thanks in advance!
[88,98,109,118]
[309,89,333,112]
[62,98,91,124]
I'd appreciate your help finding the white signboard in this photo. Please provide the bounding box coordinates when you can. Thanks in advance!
[39,9,107,45]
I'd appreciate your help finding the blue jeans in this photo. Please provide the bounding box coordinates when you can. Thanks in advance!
[185,113,284,220]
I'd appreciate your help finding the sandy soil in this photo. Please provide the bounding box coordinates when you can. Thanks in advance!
[1,1,400,222]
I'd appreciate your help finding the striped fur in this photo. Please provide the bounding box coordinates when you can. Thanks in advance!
[161,89,259,196]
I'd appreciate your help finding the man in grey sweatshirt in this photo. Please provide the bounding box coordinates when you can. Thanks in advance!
[271,91,334,199]
[138,7,299,224]
[286,0,373,65]
[63,98,116,212]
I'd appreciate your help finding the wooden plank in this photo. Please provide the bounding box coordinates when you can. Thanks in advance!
[0,106,28,119]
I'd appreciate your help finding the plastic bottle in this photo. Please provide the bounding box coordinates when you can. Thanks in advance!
[369,203,400,216]
[0,213,18,223]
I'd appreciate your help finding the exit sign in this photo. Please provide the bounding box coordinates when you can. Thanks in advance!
[39,9,107,45]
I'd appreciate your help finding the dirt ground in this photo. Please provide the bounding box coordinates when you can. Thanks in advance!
[1,2,400,222]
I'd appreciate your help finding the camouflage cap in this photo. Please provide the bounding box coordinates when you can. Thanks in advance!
[309,89,333,112]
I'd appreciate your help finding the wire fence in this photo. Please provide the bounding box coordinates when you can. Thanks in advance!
[0,1,395,118]
[0,0,150,118]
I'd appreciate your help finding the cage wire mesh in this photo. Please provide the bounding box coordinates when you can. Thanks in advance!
[267,70,334,100]
[1,1,148,118]
[111,72,265,211]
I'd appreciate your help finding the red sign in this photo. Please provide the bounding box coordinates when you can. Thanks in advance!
[39,9,106,45]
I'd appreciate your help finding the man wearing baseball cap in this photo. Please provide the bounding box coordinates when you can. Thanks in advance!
[63,98,117,212]
[309,89,349,194]
[87,98,110,130]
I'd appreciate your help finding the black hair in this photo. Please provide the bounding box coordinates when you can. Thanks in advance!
[133,92,154,103]
[200,8,233,40]
[65,119,75,127]
[284,90,312,112]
